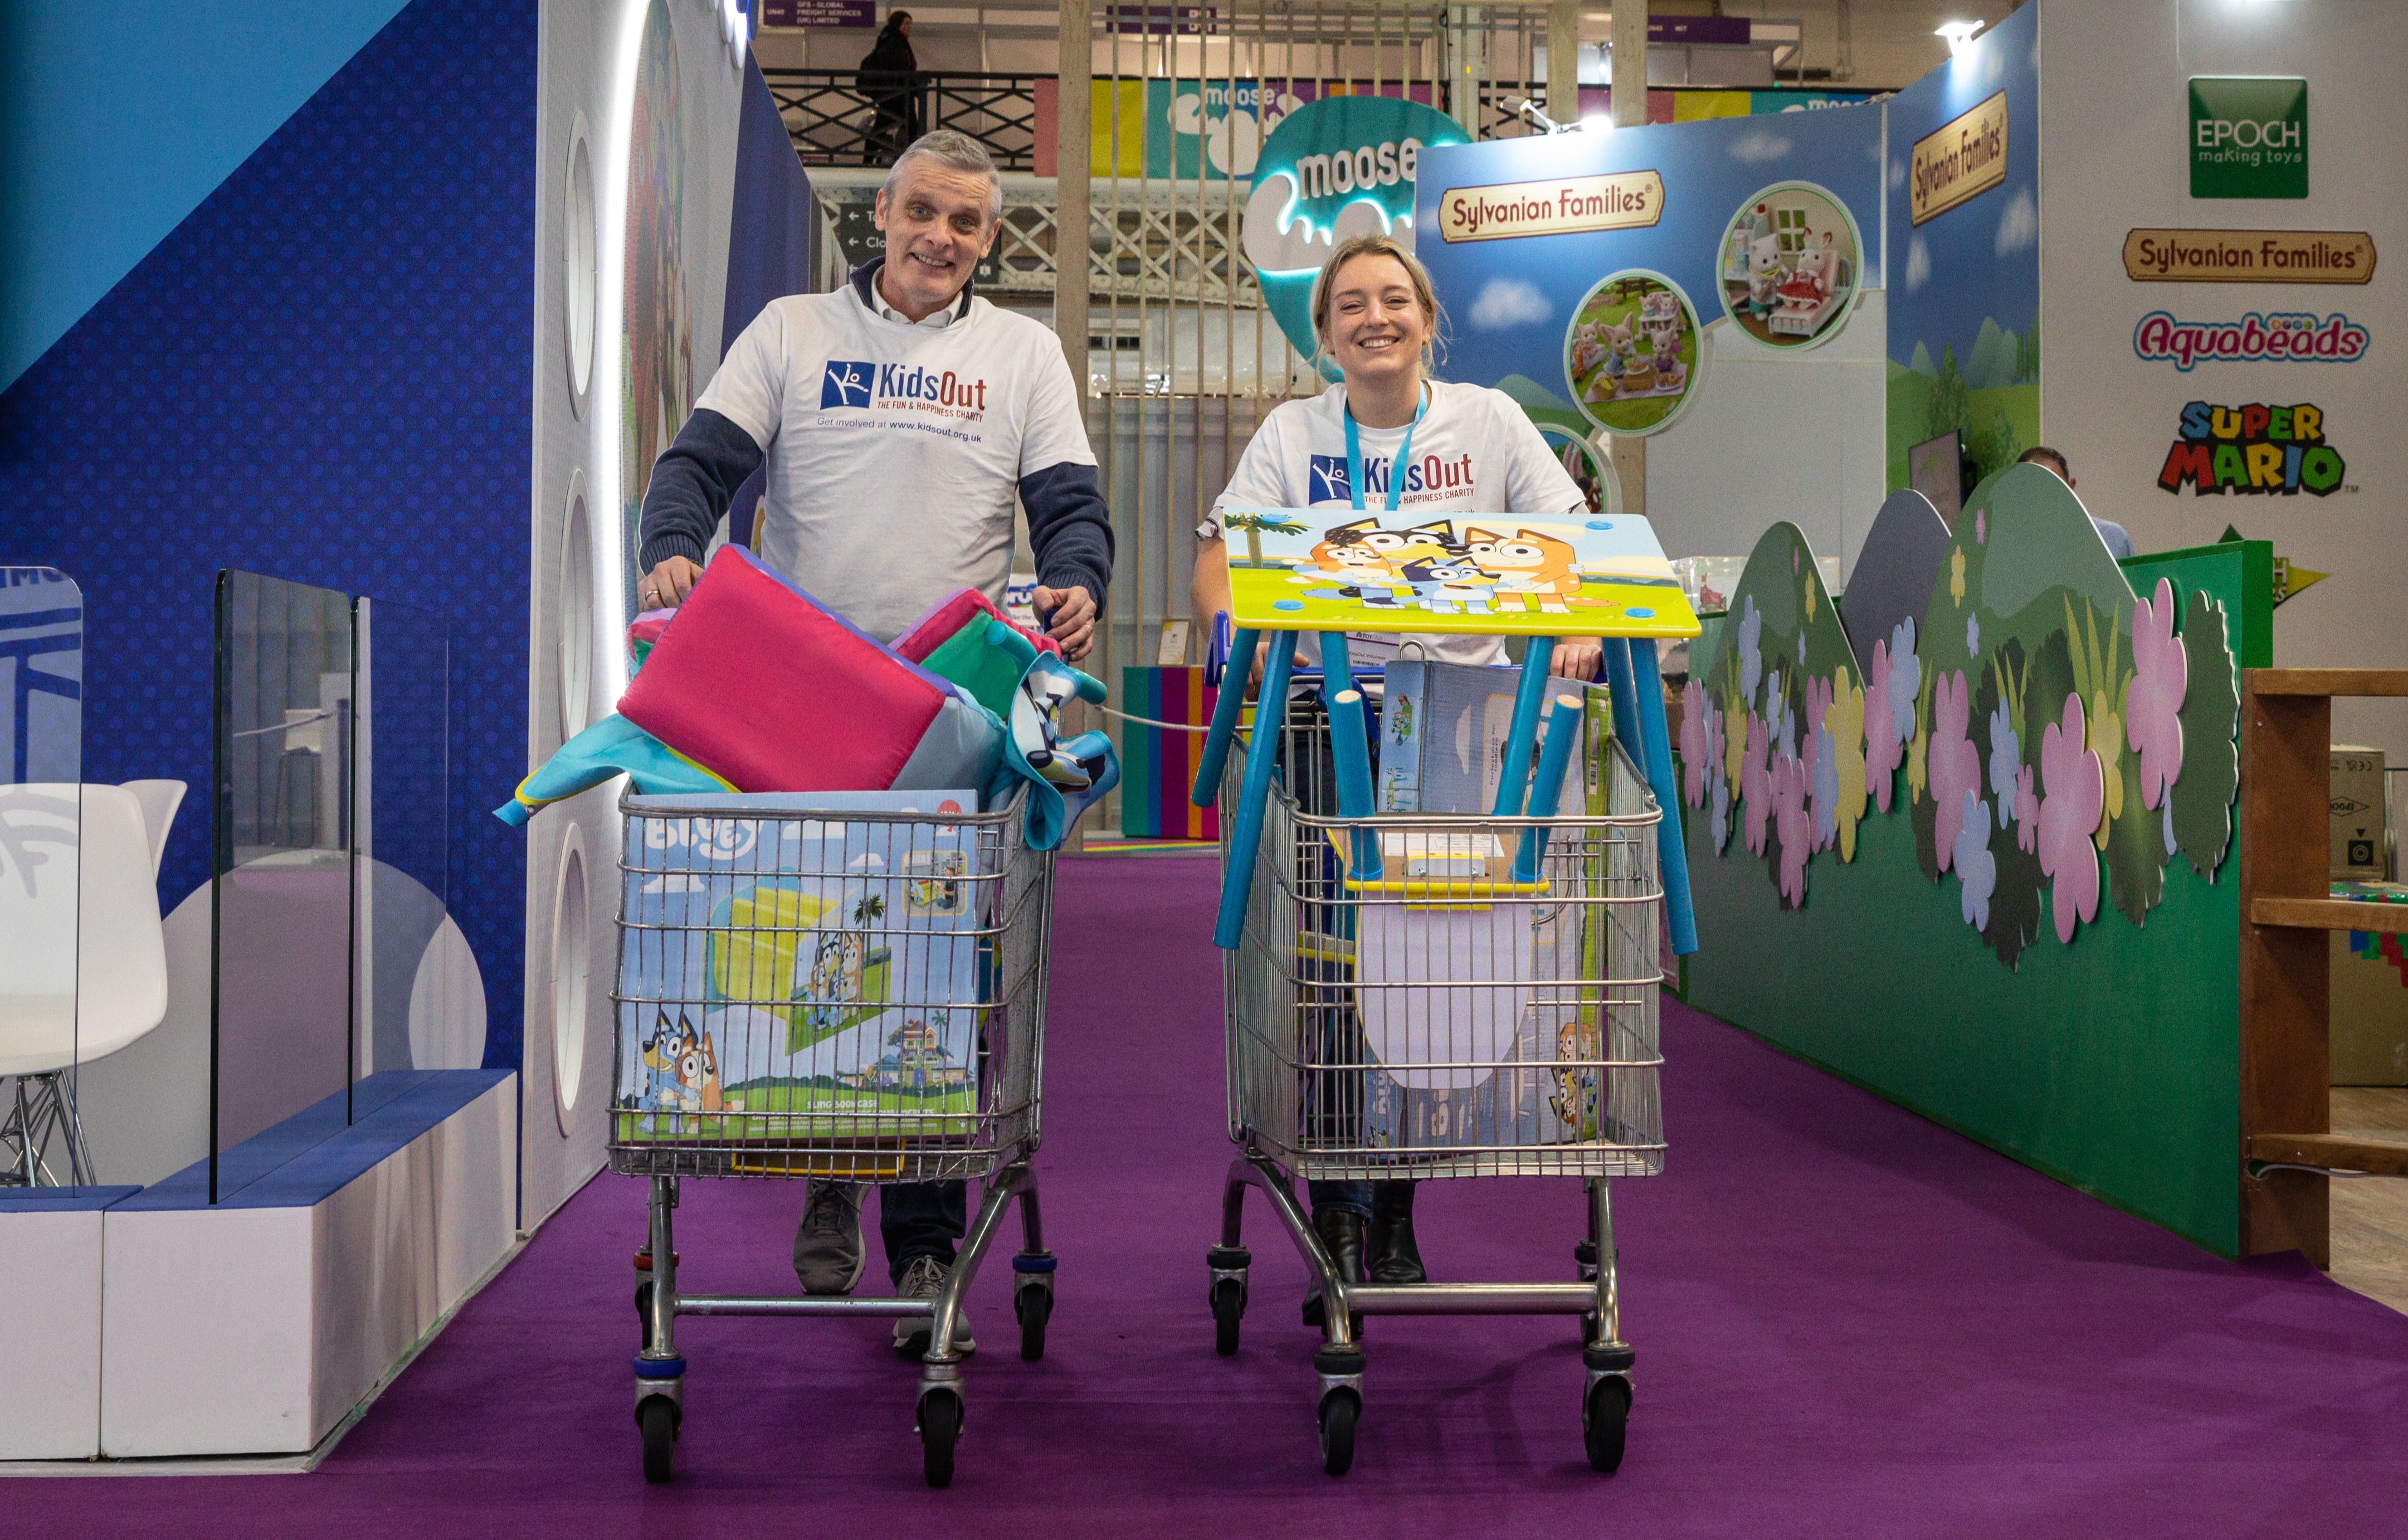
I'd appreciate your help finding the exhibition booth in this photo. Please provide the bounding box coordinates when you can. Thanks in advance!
[1,0,2403,1513]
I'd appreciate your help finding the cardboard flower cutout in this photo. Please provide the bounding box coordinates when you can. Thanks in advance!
[2038,693,2105,943]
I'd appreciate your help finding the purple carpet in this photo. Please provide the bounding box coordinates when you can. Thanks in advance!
[21,857,2407,1535]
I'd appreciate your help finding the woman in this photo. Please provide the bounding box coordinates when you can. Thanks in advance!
[1191,233,1602,1318]
[856,11,918,168]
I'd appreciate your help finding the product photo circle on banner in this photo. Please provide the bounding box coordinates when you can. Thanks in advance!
[1715,180,1864,352]
[1564,269,1705,436]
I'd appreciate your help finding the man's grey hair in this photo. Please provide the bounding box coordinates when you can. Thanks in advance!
[881,130,1004,222]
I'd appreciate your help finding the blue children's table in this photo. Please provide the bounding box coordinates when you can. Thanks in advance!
[1188,506,1703,957]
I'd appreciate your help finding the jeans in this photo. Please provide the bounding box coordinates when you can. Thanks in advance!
[880,1180,966,1283]
[1308,1180,1373,1219]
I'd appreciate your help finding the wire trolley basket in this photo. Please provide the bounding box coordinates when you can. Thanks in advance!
[610,786,1060,1489]
[1205,690,1666,1476]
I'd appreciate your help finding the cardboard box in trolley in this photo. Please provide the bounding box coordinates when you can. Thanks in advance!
[611,791,985,1144]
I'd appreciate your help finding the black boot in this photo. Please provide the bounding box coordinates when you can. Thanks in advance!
[1301,1207,1367,1327]
[1367,1181,1426,1285]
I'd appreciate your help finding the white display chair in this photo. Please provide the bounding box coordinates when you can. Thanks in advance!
[0,782,178,1186]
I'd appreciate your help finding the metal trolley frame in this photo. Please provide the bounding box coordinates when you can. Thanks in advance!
[1207,703,1666,1475]
[610,786,1057,1488]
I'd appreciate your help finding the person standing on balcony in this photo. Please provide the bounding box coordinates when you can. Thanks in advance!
[633,131,1113,1355]
[858,11,919,168]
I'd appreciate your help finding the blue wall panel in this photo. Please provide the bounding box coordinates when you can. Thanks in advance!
[0,0,535,1071]
[0,0,416,394]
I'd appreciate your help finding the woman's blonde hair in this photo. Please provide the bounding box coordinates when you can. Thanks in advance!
[1309,234,1446,377]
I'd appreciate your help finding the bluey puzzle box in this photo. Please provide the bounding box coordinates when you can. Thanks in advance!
[611,791,986,1143]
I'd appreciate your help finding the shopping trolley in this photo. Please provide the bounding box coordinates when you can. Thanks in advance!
[1205,693,1666,1475]
[610,787,1057,1489]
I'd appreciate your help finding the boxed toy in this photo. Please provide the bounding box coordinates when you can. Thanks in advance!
[2331,745,2386,880]
[611,790,987,1144]
[1379,658,1606,816]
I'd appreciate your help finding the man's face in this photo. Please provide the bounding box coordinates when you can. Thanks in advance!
[874,164,1000,318]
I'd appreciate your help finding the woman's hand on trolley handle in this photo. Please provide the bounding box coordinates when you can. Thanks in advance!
[1549,636,1603,683]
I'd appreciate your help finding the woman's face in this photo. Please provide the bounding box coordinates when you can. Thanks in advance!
[1320,254,1430,390]
[897,14,911,36]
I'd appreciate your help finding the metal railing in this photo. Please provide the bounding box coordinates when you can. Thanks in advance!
[763,68,1045,169]
[764,66,1571,170]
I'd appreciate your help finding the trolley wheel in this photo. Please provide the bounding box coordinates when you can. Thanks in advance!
[1583,1377,1631,1474]
[918,1388,963,1489]
[1211,1277,1244,1357]
[1317,1388,1359,1477]
[1015,1283,1052,1362]
[637,1395,679,1484]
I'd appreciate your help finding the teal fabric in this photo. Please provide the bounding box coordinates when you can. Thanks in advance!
[493,715,727,827]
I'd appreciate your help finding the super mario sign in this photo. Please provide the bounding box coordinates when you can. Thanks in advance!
[2157,401,2346,496]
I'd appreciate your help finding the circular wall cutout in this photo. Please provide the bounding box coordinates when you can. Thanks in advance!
[1534,424,1621,518]
[550,829,590,1135]
[563,112,597,413]
[1563,269,1707,438]
[558,473,595,743]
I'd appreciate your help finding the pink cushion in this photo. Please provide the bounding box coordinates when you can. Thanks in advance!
[618,548,944,793]
[891,588,1058,666]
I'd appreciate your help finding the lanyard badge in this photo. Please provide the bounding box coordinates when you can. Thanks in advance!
[1343,383,1429,514]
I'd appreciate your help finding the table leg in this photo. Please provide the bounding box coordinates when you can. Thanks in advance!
[1212,630,1298,951]
[1490,637,1558,818]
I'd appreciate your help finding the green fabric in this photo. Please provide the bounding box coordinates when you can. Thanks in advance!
[919,613,1027,721]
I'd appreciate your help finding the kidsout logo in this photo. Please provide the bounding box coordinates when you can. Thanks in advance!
[2133,311,2370,371]
[821,359,874,408]
[2158,401,2345,497]
[1305,451,1478,504]
[818,359,988,412]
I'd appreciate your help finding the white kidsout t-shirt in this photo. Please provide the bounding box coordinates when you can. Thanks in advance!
[1205,379,1588,667]
[694,284,1096,642]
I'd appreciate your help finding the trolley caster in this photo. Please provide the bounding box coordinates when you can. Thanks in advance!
[635,1392,680,1485]
[1583,1376,1631,1473]
[1316,1387,1360,1476]
[1014,1280,1053,1362]
[1210,1277,1246,1356]
[1012,1251,1056,1363]
[1207,1245,1249,1358]
[917,1387,963,1489]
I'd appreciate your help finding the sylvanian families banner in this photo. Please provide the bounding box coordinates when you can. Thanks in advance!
[1411,103,1883,457]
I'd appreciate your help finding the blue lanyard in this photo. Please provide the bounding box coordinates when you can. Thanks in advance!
[1343,383,1429,513]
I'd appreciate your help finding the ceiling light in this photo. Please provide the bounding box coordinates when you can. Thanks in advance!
[1935,20,1983,55]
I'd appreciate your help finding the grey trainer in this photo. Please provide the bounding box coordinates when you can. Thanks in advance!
[793,1181,865,1295]
[891,1253,975,1357]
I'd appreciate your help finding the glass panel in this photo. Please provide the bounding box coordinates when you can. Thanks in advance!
[354,597,465,1091]
[212,571,355,1201]
[0,569,86,1186]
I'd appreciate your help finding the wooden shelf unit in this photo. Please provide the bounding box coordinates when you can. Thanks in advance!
[2237,667,2408,1261]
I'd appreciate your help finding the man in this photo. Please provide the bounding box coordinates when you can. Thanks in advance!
[2016,445,2134,559]
[635,129,1113,1356]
